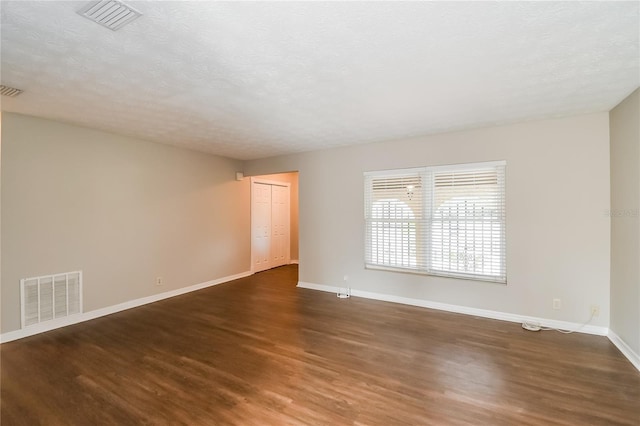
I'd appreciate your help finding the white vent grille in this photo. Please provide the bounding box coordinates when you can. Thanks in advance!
[20,271,83,329]
[1,85,23,97]
[77,0,142,31]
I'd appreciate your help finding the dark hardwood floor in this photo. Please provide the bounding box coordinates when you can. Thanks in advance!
[1,265,639,425]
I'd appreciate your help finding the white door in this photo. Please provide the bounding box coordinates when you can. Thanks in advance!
[251,179,290,273]
[252,183,272,272]
[271,184,290,266]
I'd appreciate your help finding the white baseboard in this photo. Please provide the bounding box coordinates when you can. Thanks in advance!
[297,281,609,337]
[0,270,253,344]
[608,330,640,372]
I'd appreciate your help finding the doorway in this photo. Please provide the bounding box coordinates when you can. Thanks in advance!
[251,177,291,273]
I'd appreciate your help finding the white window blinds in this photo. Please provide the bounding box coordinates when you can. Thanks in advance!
[365,171,425,270]
[364,161,506,283]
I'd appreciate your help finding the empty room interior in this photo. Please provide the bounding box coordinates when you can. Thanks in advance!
[1,1,639,425]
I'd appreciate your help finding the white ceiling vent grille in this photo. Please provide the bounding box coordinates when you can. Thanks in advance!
[0,85,23,97]
[20,271,83,329]
[77,0,142,31]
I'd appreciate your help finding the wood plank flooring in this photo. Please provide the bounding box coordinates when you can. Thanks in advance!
[1,265,639,425]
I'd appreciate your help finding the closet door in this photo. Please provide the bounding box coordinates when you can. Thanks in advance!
[251,182,272,273]
[251,179,291,273]
[271,184,290,267]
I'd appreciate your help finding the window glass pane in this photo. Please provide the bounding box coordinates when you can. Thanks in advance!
[431,169,503,279]
[371,199,417,268]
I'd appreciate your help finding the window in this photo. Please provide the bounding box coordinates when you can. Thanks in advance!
[371,197,417,268]
[364,161,506,283]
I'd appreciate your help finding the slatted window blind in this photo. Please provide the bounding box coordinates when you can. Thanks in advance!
[365,172,425,270]
[364,161,506,283]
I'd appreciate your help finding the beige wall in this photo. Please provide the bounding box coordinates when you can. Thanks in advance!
[0,112,3,334]
[245,113,611,327]
[252,172,299,261]
[1,113,251,333]
[609,88,640,355]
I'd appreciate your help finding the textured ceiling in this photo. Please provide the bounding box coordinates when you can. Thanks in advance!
[1,1,639,160]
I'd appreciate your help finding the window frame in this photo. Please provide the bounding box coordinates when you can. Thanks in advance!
[364,161,506,284]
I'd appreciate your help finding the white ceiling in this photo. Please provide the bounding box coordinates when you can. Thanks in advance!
[1,1,638,161]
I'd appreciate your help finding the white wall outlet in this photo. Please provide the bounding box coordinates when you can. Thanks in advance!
[590,305,600,317]
[343,275,349,282]
[553,298,561,310]
[156,277,163,286]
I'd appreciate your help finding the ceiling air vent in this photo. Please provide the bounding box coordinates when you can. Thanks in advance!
[77,0,142,31]
[0,85,23,97]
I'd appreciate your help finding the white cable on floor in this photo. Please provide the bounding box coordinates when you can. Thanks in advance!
[522,311,595,334]
[540,311,596,334]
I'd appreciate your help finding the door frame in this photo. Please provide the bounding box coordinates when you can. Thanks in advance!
[250,177,291,274]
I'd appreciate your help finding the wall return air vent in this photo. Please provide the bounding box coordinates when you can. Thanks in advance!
[77,0,142,31]
[20,271,83,329]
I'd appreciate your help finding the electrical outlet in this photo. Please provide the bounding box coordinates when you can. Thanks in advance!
[590,305,600,317]
[343,275,349,282]
[553,298,561,310]
[156,277,163,286]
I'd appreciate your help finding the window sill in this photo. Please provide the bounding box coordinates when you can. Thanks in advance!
[365,264,507,284]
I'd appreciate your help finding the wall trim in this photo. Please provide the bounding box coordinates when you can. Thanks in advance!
[0,270,253,344]
[297,281,609,337]
[290,259,299,264]
[6,273,632,370]
[608,330,640,372]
